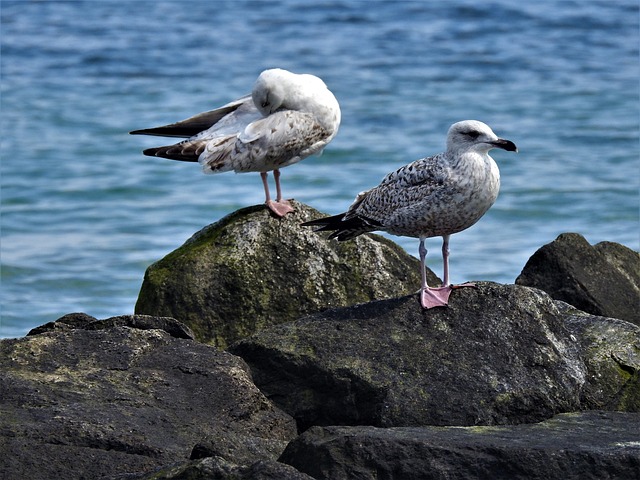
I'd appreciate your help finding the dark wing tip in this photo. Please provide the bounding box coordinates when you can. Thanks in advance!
[129,100,248,139]
[142,147,163,156]
[301,213,346,228]
[140,144,200,162]
[301,213,378,241]
[301,219,330,227]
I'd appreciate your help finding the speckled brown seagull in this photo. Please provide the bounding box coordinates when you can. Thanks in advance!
[130,68,341,217]
[303,120,517,308]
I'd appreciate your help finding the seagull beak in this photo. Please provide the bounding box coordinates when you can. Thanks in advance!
[491,138,518,152]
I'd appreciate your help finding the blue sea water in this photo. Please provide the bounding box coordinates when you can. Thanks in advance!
[1,0,638,338]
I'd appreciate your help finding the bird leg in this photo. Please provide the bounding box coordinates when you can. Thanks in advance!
[441,234,476,291]
[419,238,452,308]
[273,169,294,213]
[442,234,451,286]
[419,236,475,309]
[261,170,294,217]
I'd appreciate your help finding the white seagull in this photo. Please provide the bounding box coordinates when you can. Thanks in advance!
[303,120,517,308]
[130,68,341,217]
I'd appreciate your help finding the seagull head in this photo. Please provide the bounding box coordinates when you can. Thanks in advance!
[252,68,338,124]
[447,120,518,154]
[253,69,289,115]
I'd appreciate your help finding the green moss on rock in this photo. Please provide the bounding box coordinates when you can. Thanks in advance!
[135,201,435,348]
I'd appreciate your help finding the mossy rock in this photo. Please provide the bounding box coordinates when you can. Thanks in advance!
[135,201,434,348]
[559,301,640,412]
[231,284,640,431]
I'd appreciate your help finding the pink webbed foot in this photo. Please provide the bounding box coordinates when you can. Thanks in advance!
[420,286,454,308]
[266,199,295,217]
[420,283,477,309]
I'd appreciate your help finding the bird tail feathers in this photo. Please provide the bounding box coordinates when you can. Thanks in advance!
[302,213,378,241]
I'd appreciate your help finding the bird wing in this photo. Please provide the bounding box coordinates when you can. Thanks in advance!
[143,136,235,163]
[350,154,453,224]
[304,155,450,240]
[201,109,330,173]
[129,95,252,138]
[378,154,448,188]
[135,95,261,163]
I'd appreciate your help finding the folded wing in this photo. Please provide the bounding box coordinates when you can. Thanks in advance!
[129,95,251,139]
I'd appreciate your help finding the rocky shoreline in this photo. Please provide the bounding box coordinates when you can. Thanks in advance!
[1,201,638,479]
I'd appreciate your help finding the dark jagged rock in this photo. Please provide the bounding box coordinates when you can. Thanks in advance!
[125,457,314,480]
[28,313,196,340]
[0,323,297,480]
[87,314,196,339]
[26,311,99,335]
[279,411,640,480]
[6,225,639,478]
[230,282,639,430]
[516,233,639,325]
[135,201,436,348]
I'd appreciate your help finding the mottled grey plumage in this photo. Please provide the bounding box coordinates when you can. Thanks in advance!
[304,120,517,308]
[131,68,341,216]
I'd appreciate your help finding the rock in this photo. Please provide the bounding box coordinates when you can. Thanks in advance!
[230,282,637,430]
[126,457,314,480]
[279,411,640,480]
[0,318,297,480]
[516,233,640,325]
[26,311,99,335]
[135,201,436,348]
[559,302,640,412]
[27,312,196,339]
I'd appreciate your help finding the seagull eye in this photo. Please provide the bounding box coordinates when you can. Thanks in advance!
[261,93,270,109]
[465,130,480,140]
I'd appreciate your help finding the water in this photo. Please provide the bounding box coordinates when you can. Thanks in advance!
[1,0,638,338]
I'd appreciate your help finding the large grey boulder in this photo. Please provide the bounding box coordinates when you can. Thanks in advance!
[516,233,639,325]
[135,201,435,348]
[279,411,640,480]
[0,315,297,480]
[230,282,639,430]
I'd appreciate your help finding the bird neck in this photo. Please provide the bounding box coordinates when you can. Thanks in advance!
[448,150,500,189]
[448,149,492,168]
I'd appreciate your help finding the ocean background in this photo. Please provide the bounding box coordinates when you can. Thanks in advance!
[1,0,638,338]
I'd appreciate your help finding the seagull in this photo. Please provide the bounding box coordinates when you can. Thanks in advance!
[130,68,341,217]
[303,120,517,308]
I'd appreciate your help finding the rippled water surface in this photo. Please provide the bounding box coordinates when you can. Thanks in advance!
[1,0,638,337]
